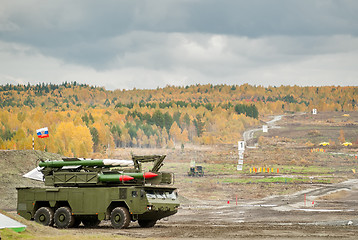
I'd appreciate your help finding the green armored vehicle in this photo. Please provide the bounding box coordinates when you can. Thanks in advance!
[17,155,179,229]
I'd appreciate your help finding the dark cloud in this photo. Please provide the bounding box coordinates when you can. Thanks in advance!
[0,0,357,89]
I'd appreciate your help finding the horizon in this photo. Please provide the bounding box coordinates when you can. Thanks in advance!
[1,81,356,92]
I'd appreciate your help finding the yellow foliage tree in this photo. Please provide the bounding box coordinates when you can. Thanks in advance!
[169,122,181,145]
[54,122,93,157]
[180,129,189,143]
[338,130,345,143]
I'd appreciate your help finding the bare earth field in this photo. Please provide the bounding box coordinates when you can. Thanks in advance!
[1,111,358,239]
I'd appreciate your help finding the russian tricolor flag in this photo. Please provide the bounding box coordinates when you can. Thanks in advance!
[36,127,49,138]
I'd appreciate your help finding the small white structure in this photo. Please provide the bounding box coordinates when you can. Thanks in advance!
[237,164,243,171]
[312,109,317,114]
[0,213,26,232]
[263,125,268,133]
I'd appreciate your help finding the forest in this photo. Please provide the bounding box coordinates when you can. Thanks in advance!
[0,82,357,157]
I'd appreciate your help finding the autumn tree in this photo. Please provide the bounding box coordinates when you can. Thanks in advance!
[55,122,93,157]
[338,130,345,143]
[193,114,205,137]
[90,127,99,151]
[169,122,181,145]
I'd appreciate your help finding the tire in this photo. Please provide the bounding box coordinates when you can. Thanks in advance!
[34,207,54,226]
[110,207,130,229]
[138,220,156,228]
[82,216,101,228]
[54,207,75,228]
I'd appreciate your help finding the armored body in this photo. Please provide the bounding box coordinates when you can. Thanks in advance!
[17,155,179,229]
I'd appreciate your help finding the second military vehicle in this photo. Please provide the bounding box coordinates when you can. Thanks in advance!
[188,166,204,177]
[17,155,179,229]
[187,160,204,177]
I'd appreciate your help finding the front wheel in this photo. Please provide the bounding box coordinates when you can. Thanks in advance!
[54,207,75,228]
[34,207,54,226]
[110,207,130,229]
[138,220,156,228]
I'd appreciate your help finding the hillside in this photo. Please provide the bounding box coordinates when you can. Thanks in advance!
[0,150,62,210]
[2,112,358,239]
[0,83,357,157]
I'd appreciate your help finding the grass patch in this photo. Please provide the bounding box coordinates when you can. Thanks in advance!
[0,229,140,240]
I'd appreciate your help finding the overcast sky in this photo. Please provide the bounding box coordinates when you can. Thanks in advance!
[0,0,357,90]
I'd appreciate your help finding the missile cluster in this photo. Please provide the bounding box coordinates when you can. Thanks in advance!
[39,158,134,168]
[33,155,172,187]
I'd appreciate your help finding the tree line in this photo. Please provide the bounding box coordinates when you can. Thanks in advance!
[0,83,357,157]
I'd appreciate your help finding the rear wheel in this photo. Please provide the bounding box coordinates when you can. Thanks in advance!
[54,207,75,228]
[110,207,130,229]
[34,207,54,226]
[138,219,156,228]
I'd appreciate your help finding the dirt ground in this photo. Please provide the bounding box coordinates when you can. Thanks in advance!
[2,111,358,239]
[46,178,358,240]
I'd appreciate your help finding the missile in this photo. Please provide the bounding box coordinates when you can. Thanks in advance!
[98,174,134,182]
[39,159,133,168]
[97,172,158,182]
[143,172,158,179]
[125,172,158,179]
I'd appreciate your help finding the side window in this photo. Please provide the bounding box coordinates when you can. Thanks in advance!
[132,191,138,198]
[146,190,156,199]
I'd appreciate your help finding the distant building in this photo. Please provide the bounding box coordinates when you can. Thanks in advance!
[312,109,317,114]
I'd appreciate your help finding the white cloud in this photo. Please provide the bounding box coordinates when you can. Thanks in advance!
[1,1,357,89]
[1,30,358,90]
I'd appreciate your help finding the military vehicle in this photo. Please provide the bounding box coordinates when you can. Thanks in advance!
[188,166,204,177]
[187,160,204,177]
[17,155,179,229]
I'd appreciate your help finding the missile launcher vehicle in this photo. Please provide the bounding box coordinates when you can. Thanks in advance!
[17,155,179,229]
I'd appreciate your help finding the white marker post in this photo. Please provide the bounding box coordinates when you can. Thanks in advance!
[263,125,268,133]
[238,141,245,151]
[237,141,245,171]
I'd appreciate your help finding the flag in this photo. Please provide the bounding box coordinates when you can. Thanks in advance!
[36,127,49,138]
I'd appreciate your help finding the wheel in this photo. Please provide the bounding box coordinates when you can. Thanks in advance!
[138,220,156,228]
[110,207,130,229]
[34,207,54,226]
[54,207,75,228]
[82,216,101,228]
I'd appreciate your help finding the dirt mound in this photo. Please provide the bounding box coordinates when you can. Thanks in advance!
[0,150,62,210]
